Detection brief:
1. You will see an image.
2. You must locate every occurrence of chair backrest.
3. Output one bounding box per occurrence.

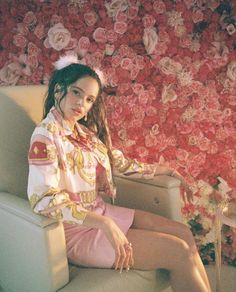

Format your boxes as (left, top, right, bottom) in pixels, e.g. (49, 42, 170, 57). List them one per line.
(0, 85, 47, 198)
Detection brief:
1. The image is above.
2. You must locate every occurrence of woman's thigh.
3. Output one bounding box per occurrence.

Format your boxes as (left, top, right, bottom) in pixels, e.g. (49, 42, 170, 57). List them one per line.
(131, 209, 196, 249)
(126, 228, 191, 270)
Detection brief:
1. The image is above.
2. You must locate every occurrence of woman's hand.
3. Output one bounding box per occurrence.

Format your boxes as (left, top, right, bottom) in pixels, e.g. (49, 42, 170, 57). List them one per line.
(171, 170, 194, 203)
(103, 217, 134, 272)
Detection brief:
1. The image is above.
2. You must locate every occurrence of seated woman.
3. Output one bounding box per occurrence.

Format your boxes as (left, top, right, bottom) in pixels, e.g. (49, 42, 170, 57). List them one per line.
(27, 55, 211, 292)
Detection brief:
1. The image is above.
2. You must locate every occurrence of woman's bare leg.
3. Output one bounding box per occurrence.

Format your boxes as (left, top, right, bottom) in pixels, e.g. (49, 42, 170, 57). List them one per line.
(131, 210, 211, 291)
(126, 228, 208, 292)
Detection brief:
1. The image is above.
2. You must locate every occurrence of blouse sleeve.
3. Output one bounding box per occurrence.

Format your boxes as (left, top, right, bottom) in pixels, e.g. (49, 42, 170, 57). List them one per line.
(27, 130, 88, 225)
(111, 148, 157, 179)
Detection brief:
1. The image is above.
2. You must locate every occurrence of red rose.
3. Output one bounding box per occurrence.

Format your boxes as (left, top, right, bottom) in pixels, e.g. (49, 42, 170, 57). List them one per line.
(142, 14, 156, 28)
(115, 11, 127, 22)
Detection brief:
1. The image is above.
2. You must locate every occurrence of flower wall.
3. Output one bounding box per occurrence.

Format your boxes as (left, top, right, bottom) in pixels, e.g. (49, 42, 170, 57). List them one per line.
(0, 0, 236, 265)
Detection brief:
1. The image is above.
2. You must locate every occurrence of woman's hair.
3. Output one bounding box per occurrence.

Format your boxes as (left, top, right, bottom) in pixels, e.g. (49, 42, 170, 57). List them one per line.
(43, 63, 113, 162)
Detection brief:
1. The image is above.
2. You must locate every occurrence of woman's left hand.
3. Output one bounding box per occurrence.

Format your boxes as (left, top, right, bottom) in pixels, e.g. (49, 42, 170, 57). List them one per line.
(171, 170, 194, 203)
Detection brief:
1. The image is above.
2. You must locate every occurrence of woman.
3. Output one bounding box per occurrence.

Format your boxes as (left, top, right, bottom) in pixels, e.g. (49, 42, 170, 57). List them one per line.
(27, 55, 211, 292)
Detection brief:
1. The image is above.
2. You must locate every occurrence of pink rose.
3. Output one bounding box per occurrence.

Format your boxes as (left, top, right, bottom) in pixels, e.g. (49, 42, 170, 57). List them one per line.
(34, 24, 45, 39)
(150, 123, 159, 135)
(115, 11, 127, 22)
(106, 29, 118, 43)
(135, 55, 145, 69)
(153, 1, 166, 14)
(105, 44, 115, 56)
(111, 55, 121, 67)
(27, 55, 38, 69)
(176, 148, 189, 161)
(207, 142, 218, 154)
(78, 36, 90, 56)
(145, 134, 158, 147)
(130, 66, 140, 80)
(13, 34, 27, 48)
(120, 57, 133, 70)
(192, 10, 204, 23)
(93, 27, 107, 43)
(17, 23, 29, 35)
(127, 6, 139, 19)
(138, 90, 149, 105)
(142, 14, 156, 28)
(27, 42, 41, 56)
(114, 21, 128, 34)
(132, 83, 144, 94)
(84, 11, 98, 26)
(23, 11, 37, 26)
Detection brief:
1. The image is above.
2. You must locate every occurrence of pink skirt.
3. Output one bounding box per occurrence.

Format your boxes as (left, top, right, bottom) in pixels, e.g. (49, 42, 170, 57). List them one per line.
(63, 197, 135, 268)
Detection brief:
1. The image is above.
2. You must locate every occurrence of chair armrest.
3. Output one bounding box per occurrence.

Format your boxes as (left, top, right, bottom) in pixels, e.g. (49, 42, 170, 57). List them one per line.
(113, 175, 182, 222)
(0, 192, 69, 292)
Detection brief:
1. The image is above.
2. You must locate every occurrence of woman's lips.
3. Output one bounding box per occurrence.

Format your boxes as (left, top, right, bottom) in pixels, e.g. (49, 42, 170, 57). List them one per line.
(72, 108, 83, 115)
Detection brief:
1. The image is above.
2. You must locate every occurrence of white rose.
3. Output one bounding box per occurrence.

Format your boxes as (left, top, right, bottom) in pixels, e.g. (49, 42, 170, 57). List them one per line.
(158, 57, 182, 75)
(44, 23, 71, 51)
(161, 84, 177, 103)
(226, 61, 236, 81)
(143, 27, 158, 55)
(177, 69, 193, 86)
(0, 62, 21, 85)
(105, 0, 128, 18)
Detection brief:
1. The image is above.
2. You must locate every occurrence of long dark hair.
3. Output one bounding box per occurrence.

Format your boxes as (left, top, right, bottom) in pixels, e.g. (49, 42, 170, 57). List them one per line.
(43, 63, 113, 162)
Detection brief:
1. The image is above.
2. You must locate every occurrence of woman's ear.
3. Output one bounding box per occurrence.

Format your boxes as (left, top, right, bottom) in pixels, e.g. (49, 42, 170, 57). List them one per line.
(54, 84, 62, 100)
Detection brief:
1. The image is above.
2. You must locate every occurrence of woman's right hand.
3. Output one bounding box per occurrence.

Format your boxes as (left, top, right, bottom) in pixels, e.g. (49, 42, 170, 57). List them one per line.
(83, 212, 134, 272)
(103, 217, 134, 272)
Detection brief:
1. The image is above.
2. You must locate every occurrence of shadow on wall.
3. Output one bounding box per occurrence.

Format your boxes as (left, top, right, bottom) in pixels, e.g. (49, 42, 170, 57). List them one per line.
(0, 92, 36, 199)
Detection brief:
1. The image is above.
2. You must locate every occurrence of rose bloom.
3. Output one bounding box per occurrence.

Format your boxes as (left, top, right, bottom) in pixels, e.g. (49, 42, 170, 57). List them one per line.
(176, 148, 189, 161)
(0, 62, 21, 85)
(13, 34, 27, 48)
(44, 23, 71, 51)
(84, 11, 97, 26)
(93, 27, 107, 43)
(226, 61, 236, 81)
(34, 24, 45, 39)
(158, 57, 182, 75)
(105, 0, 128, 18)
(145, 134, 158, 147)
(132, 82, 144, 94)
(174, 25, 187, 37)
(23, 11, 37, 26)
(114, 21, 128, 34)
(143, 27, 158, 55)
(106, 29, 118, 43)
(161, 84, 177, 104)
(127, 5, 139, 19)
(192, 9, 204, 24)
(153, 0, 166, 14)
(226, 24, 236, 36)
(142, 14, 156, 28)
(120, 57, 133, 70)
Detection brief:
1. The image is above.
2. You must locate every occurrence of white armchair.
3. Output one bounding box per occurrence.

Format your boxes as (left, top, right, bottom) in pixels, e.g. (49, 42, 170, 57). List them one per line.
(0, 86, 181, 292)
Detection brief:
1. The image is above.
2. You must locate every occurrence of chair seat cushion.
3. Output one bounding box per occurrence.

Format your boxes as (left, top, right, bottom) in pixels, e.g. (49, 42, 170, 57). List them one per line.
(58, 265, 171, 292)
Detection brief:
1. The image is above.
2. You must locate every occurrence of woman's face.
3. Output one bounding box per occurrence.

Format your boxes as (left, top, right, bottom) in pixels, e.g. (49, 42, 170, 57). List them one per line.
(56, 76, 99, 127)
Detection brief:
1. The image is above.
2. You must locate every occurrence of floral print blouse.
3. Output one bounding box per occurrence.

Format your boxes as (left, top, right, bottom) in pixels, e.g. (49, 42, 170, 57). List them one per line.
(27, 107, 156, 224)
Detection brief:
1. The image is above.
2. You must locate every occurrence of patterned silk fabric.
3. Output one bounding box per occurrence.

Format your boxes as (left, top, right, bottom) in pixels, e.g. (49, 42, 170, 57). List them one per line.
(27, 107, 156, 224)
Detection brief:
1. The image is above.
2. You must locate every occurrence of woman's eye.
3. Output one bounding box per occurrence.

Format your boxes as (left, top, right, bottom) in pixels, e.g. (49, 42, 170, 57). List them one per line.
(73, 90, 80, 96)
(87, 97, 94, 103)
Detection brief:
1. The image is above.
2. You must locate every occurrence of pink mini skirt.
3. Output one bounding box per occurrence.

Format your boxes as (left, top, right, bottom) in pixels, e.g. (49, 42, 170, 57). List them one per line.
(63, 197, 135, 268)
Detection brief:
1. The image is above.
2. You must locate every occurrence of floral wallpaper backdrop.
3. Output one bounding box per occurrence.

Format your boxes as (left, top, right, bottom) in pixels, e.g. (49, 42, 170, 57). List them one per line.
(0, 0, 236, 265)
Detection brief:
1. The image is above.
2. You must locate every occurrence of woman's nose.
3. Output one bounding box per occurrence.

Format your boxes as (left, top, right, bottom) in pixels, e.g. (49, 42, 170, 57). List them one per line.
(76, 97, 84, 106)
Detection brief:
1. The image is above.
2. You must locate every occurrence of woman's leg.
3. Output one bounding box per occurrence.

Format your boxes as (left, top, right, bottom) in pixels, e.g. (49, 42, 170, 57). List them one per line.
(126, 228, 208, 292)
(131, 210, 211, 292)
